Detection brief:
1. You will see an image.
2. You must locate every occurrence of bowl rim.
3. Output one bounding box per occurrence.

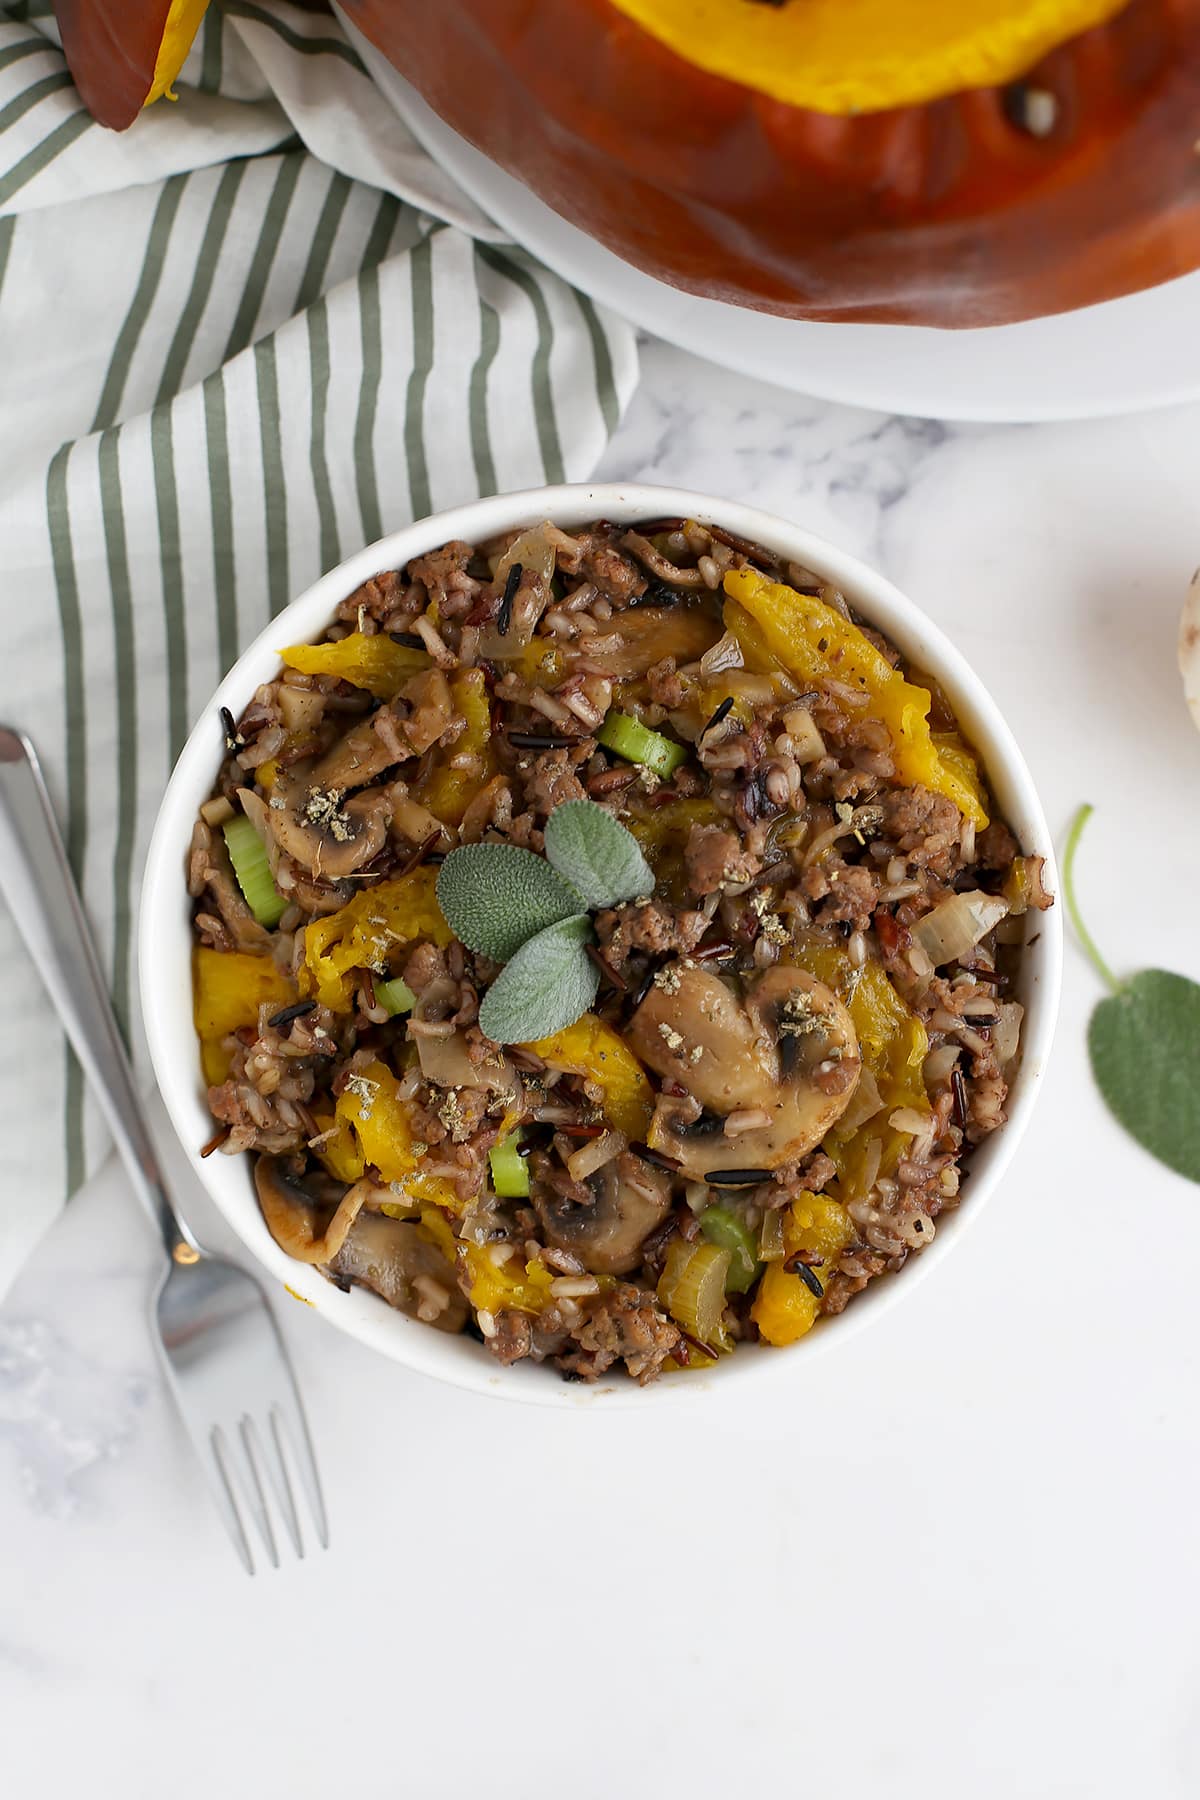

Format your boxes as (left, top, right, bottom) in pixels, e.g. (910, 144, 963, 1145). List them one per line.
(139, 481, 1063, 1409)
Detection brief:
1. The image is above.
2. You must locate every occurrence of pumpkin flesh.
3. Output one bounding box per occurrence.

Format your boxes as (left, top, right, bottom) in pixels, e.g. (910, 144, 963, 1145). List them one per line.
(609, 0, 1130, 114)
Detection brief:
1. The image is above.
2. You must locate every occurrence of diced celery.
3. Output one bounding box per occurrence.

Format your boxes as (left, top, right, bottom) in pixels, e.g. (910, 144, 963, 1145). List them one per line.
(222, 815, 286, 927)
(699, 1205, 761, 1294)
(489, 1132, 529, 1198)
(375, 975, 416, 1017)
(657, 1238, 731, 1344)
(597, 710, 687, 779)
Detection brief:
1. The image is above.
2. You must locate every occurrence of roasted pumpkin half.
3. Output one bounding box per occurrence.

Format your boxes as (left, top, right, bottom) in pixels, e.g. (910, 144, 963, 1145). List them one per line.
(52, 0, 1200, 327)
(338, 0, 1200, 327)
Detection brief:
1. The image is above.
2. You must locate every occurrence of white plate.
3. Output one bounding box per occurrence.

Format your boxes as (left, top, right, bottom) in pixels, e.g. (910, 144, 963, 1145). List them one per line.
(341, 11, 1200, 424)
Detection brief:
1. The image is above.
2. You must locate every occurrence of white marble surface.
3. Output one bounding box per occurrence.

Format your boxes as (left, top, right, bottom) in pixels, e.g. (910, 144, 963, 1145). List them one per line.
(6, 338, 1200, 1799)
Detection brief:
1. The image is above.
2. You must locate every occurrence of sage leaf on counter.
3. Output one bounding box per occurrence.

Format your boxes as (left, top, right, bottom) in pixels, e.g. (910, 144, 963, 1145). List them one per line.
(477, 915, 599, 1044)
(1066, 804, 1200, 1182)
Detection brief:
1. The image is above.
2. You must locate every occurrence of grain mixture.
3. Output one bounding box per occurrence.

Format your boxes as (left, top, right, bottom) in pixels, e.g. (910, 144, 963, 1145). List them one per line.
(189, 516, 1052, 1383)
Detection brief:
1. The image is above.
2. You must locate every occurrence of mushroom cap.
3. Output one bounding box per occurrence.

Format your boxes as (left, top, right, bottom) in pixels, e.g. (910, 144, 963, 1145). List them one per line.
(628, 962, 860, 1179)
(329, 1213, 468, 1332)
(532, 1149, 673, 1276)
(267, 772, 392, 879)
(254, 1158, 467, 1331)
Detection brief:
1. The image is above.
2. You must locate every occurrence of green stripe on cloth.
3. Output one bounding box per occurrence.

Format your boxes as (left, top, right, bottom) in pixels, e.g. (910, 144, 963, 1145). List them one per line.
(307, 294, 338, 573)
(295, 169, 353, 313)
(157, 161, 247, 405)
(254, 334, 289, 616)
(469, 249, 501, 498)
(403, 232, 436, 522)
(94, 175, 189, 431)
(96, 430, 139, 1040)
(478, 247, 565, 485)
(0, 68, 73, 133)
(577, 293, 620, 437)
(224, 0, 366, 70)
(0, 34, 55, 77)
(354, 191, 401, 545)
(152, 163, 249, 755)
(199, 8, 224, 94)
(223, 150, 303, 360)
(0, 214, 14, 304)
(202, 368, 238, 671)
(46, 442, 86, 1195)
(0, 106, 88, 208)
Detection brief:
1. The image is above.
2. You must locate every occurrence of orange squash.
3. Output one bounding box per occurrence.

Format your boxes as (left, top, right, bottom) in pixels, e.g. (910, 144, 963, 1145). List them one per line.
(339, 0, 1200, 326)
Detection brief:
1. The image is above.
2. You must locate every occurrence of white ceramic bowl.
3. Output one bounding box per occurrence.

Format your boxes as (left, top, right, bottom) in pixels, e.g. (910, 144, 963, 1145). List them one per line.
(140, 484, 1062, 1407)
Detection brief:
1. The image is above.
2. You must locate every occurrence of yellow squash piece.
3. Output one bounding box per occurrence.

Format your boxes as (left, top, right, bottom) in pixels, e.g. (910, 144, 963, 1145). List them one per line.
(462, 1242, 557, 1317)
(608, 0, 1127, 116)
(415, 667, 496, 826)
(790, 941, 930, 1201)
(723, 569, 988, 831)
(192, 947, 296, 1086)
(624, 795, 719, 901)
(279, 631, 429, 700)
(525, 1014, 654, 1140)
(335, 1058, 461, 1209)
(299, 867, 451, 1013)
(751, 1193, 854, 1346)
(309, 1107, 366, 1185)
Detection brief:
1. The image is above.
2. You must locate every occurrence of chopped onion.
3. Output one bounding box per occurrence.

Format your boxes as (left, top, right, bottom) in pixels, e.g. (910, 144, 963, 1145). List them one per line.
(479, 526, 556, 656)
(837, 1064, 883, 1134)
(758, 1208, 786, 1261)
(912, 892, 1010, 968)
(415, 1030, 483, 1089)
(991, 1001, 1024, 1068)
(698, 630, 744, 677)
(566, 1129, 625, 1183)
(923, 1043, 961, 1085)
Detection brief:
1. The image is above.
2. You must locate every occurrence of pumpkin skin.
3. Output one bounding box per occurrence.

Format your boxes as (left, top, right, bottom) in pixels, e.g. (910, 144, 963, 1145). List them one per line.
(53, 0, 210, 129)
(340, 0, 1200, 327)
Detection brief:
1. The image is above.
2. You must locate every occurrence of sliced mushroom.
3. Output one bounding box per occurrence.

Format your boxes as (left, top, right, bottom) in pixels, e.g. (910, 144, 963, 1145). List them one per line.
(532, 1150, 672, 1276)
(254, 1159, 468, 1331)
(309, 702, 410, 792)
(328, 1213, 467, 1331)
(578, 606, 721, 679)
(191, 819, 271, 952)
(628, 963, 860, 1179)
(267, 772, 392, 879)
(254, 1158, 372, 1264)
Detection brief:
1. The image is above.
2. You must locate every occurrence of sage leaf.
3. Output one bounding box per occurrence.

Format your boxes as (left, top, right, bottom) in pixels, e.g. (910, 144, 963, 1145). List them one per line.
(1066, 803, 1200, 1183)
(543, 798, 654, 908)
(477, 915, 599, 1043)
(1089, 972, 1200, 1182)
(436, 843, 583, 962)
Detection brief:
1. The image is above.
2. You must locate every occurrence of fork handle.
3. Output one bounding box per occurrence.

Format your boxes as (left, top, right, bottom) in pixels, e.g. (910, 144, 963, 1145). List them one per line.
(0, 728, 196, 1261)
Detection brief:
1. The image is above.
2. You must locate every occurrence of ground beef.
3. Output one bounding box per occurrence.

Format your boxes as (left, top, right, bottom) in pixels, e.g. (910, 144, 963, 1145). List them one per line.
(555, 1284, 681, 1384)
(879, 785, 963, 869)
(594, 899, 710, 966)
(977, 820, 1020, 870)
(520, 750, 589, 817)
(336, 568, 407, 624)
(799, 859, 879, 929)
(684, 823, 760, 896)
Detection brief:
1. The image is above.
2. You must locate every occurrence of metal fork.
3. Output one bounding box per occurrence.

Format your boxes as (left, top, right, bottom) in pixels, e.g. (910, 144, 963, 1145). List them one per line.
(0, 727, 328, 1573)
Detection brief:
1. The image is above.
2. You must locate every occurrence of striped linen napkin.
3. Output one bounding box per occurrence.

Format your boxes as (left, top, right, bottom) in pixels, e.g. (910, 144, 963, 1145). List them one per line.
(0, 0, 638, 1296)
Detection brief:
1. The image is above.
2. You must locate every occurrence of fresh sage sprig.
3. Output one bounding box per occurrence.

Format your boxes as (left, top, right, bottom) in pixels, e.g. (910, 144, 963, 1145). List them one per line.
(436, 799, 653, 1043)
(1065, 803, 1200, 1182)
